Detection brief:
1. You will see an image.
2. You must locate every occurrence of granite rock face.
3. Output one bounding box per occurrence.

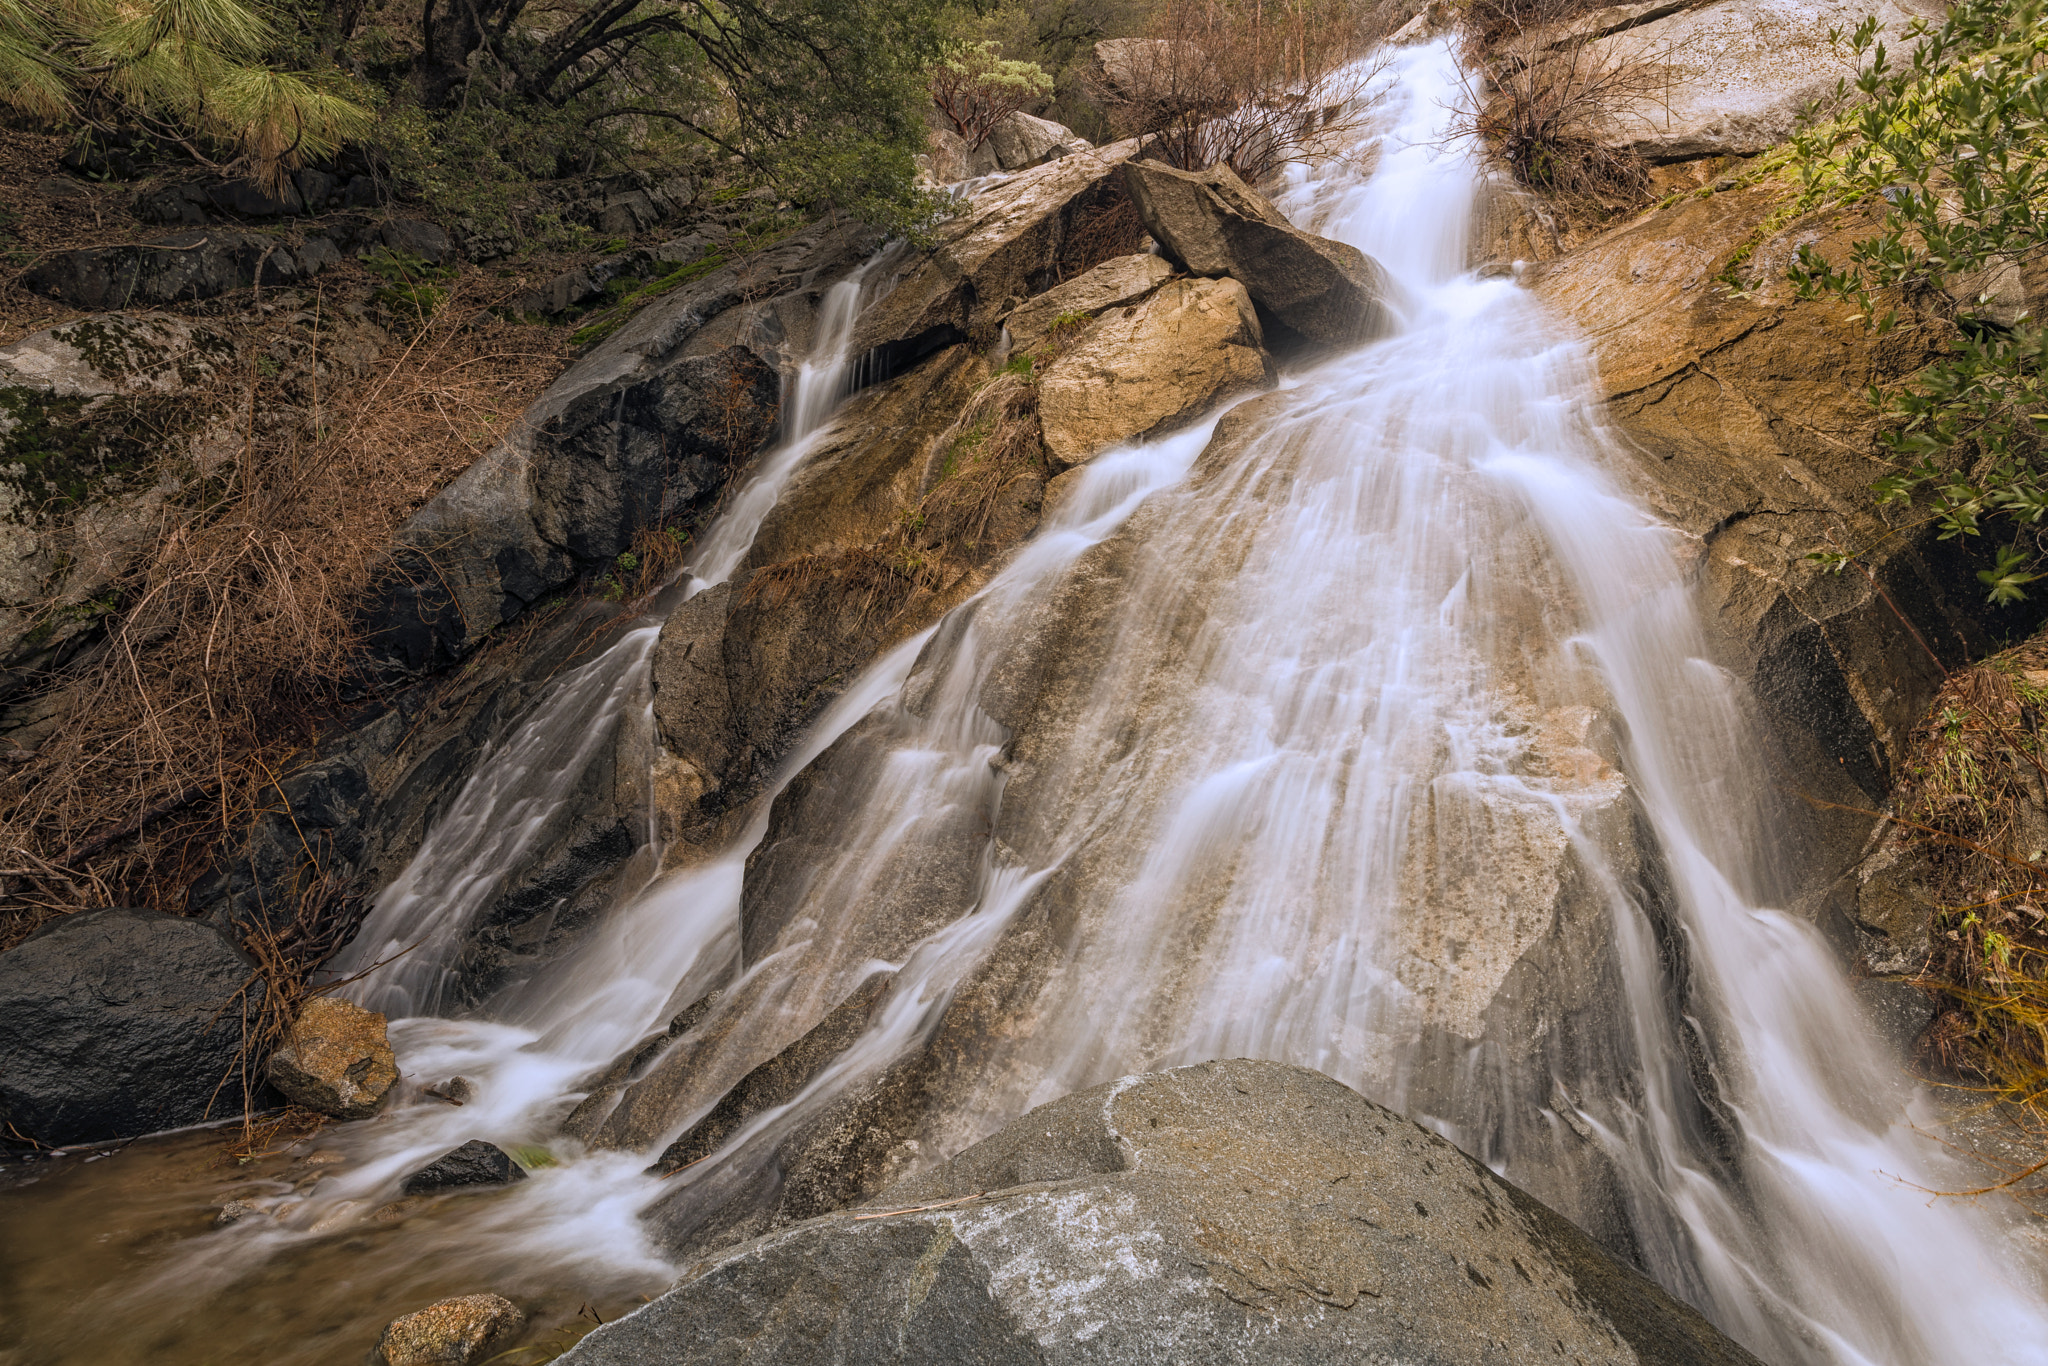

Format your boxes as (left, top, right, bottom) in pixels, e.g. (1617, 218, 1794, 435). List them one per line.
(0, 908, 262, 1145)
(1123, 158, 1393, 345)
(377, 1293, 527, 1366)
(266, 996, 398, 1120)
(1001, 252, 1175, 354)
(1037, 275, 1272, 463)
(561, 1060, 1763, 1366)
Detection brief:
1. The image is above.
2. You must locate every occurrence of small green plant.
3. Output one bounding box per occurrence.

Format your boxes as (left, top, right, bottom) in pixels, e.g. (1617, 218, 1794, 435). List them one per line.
(928, 40, 1053, 151)
(616, 551, 638, 572)
(509, 1144, 559, 1170)
(568, 252, 729, 348)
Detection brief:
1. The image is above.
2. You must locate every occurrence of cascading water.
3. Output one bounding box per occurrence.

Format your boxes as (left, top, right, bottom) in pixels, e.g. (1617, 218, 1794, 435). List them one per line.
(558, 40, 2044, 1365)
(331, 254, 886, 1018)
(40, 38, 2048, 1366)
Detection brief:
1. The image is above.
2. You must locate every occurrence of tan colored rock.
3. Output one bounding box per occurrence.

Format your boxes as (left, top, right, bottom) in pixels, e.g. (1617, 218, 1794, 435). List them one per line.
(850, 138, 1147, 367)
(1529, 182, 2007, 935)
(1038, 276, 1271, 464)
(1577, 0, 1944, 161)
(1003, 253, 1174, 353)
(1123, 159, 1393, 345)
(266, 995, 397, 1121)
(1468, 174, 1564, 271)
(377, 1293, 526, 1366)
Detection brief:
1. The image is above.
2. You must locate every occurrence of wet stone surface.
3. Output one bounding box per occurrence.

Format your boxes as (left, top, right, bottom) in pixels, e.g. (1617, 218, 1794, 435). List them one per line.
(400, 1140, 530, 1196)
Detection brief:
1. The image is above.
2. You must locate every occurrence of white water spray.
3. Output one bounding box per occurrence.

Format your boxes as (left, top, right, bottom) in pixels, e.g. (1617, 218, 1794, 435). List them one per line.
(222, 41, 2048, 1366)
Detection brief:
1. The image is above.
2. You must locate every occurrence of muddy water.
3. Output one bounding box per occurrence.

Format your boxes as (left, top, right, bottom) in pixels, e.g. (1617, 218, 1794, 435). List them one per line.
(0, 1129, 650, 1365)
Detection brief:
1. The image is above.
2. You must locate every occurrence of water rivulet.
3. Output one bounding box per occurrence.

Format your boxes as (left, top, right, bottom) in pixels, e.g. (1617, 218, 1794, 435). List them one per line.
(31, 40, 2048, 1366)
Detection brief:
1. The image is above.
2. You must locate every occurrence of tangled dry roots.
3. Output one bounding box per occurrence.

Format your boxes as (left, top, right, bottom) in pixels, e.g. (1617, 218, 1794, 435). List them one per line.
(1887, 648, 2048, 1144)
(0, 273, 568, 950)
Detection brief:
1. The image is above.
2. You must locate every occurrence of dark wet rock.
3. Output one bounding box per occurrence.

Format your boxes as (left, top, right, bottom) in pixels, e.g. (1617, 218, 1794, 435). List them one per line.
(0, 908, 263, 1145)
(645, 345, 993, 858)
(20, 229, 329, 310)
(380, 219, 455, 266)
(651, 974, 890, 1180)
(563, 1060, 1763, 1366)
(1123, 158, 1393, 346)
(400, 1139, 529, 1195)
(358, 220, 877, 679)
(266, 996, 398, 1120)
(377, 1292, 526, 1366)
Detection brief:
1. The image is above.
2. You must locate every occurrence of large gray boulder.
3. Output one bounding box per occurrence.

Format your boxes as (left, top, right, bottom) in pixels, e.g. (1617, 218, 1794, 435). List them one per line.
(1568, 0, 1945, 161)
(0, 908, 263, 1145)
(989, 113, 1085, 171)
(561, 1061, 1762, 1366)
(1123, 159, 1392, 346)
(849, 138, 1150, 372)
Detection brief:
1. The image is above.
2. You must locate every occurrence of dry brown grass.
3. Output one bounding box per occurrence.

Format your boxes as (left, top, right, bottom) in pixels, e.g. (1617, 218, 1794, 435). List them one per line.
(1884, 651, 2048, 1122)
(1095, 0, 1391, 185)
(1456, 0, 1663, 208)
(0, 267, 571, 950)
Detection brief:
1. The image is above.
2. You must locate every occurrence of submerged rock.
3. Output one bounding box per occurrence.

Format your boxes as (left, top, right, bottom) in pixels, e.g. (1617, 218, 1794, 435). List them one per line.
(562, 1060, 1762, 1366)
(1038, 275, 1272, 463)
(400, 1139, 530, 1195)
(265, 996, 398, 1120)
(376, 1293, 526, 1366)
(0, 907, 262, 1145)
(1123, 158, 1393, 345)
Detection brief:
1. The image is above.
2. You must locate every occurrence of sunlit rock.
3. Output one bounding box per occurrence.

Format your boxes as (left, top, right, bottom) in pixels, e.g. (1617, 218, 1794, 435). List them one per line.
(1001, 251, 1173, 355)
(266, 995, 397, 1121)
(1572, 0, 1945, 162)
(376, 1293, 526, 1366)
(1123, 158, 1393, 344)
(1038, 276, 1271, 464)
(989, 112, 1083, 171)
(848, 138, 1149, 371)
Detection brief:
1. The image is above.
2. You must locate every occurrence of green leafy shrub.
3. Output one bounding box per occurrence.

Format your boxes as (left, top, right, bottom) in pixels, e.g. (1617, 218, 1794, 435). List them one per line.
(1780, 0, 2048, 601)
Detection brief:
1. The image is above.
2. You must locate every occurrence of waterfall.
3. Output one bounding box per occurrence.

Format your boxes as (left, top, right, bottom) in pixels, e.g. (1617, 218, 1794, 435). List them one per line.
(225, 40, 2045, 1366)
(332, 254, 886, 1018)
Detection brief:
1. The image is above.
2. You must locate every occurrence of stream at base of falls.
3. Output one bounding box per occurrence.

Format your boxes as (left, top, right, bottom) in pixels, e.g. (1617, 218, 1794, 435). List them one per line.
(6, 39, 2047, 1366)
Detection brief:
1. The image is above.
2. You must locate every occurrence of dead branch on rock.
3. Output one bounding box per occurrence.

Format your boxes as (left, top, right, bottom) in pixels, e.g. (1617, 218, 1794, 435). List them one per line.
(1095, 0, 1393, 185)
(1454, 0, 1667, 207)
